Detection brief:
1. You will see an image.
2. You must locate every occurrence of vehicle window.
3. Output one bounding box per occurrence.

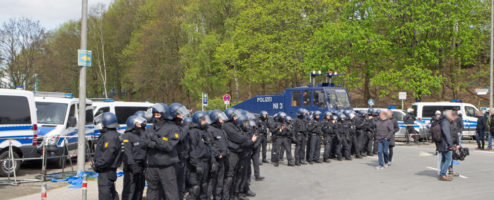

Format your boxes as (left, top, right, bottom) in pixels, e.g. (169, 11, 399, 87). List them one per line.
(412, 105, 417, 117)
(291, 91, 301, 106)
(392, 111, 404, 121)
(0, 96, 31, 124)
(36, 102, 67, 125)
(115, 107, 149, 124)
(422, 106, 460, 118)
(302, 91, 311, 106)
(465, 106, 477, 117)
(94, 107, 109, 117)
(325, 89, 351, 109)
(313, 90, 326, 108)
(86, 108, 94, 125)
(69, 105, 76, 117)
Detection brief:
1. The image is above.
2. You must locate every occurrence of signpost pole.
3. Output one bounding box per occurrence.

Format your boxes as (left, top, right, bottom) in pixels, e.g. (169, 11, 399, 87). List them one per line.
(76, 0, 88, 174)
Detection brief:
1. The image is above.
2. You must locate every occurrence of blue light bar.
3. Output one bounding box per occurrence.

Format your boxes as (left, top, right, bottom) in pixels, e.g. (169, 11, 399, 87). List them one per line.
(451, 100, 456, 103)
(64, 93, 74, 98)
(387, 106, 396, 109)
(104, 98, 115, 102)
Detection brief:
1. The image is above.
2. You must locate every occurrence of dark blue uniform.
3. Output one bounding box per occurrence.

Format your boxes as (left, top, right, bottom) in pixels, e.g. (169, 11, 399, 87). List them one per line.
(94, 128, 123, 200)
(121, 128, 147, 200)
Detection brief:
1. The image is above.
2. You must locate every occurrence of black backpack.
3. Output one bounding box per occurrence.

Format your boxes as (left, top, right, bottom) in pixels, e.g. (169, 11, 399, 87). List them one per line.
(430, 121, 442, 143)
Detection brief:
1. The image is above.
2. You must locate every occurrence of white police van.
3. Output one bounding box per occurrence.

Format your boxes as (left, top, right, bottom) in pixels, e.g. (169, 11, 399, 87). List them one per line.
(92, 99, 152, 134)
(0, 89, 38, 176)
(411, 101, 479, 137)
(35, 92, 95, 167)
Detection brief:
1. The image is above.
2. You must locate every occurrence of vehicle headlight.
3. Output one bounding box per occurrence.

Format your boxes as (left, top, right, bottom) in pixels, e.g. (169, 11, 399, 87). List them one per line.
(45, 136, 59, 146)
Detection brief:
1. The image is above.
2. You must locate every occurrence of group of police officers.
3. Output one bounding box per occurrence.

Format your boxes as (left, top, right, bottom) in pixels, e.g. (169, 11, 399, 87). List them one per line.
(92, 102, 395, 200)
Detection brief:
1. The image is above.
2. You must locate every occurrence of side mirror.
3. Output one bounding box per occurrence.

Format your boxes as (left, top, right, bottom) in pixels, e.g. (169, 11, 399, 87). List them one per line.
(68, 116, 77, 127)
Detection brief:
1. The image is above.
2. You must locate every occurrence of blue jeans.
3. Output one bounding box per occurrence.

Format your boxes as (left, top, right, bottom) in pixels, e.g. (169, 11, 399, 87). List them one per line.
(377, 140, 390, 167)
(489, 133, 492, 149)
(440, 151, 453, 177)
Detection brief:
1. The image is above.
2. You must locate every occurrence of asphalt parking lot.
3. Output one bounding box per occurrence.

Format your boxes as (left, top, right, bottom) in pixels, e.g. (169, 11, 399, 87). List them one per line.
(3, 143, 494, 200)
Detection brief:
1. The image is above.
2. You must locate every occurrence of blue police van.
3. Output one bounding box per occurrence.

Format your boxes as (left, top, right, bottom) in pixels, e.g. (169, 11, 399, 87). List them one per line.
(234, 72, 353, 116)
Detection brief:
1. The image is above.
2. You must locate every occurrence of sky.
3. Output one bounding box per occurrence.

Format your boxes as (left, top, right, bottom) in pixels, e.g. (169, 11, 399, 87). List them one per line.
(0, 0, 113, 31)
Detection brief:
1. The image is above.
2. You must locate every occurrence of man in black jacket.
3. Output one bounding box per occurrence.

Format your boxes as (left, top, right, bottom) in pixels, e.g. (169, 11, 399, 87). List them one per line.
(258, 111, 271, 163)
(122, 115, 147, 200)
(322, 112, 334, 163)
(386, 110, 399, 166)
(93, 112, 123, 200)
(223, 109, 257, 200)
(145, 103, 185, 200)
(272, 112, 295, 166)
(294, 108, 308, 165)
(307, 111, 323, 163)
(207, 111, 229, 200)
(476, 111, 487, 150)
(186, 111, 212, 200)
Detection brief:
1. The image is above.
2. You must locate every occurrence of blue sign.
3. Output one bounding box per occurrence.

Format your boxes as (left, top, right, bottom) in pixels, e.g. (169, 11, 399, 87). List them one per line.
(368, 99, 375, 106)
(78, 50, 92, 67)
(202, 93, 208, 106)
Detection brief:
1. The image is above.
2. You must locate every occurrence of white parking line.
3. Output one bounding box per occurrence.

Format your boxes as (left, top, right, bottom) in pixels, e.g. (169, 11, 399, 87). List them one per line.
(426, 166, 468, 179)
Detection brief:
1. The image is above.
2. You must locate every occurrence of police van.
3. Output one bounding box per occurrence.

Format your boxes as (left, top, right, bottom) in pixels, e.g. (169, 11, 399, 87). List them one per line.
(411, 101, 479, 137)
(0, 89, 38, 176)
(92, 99, 153, 134)
(35, 92, 95, 167)
(233, 72, 353, 117)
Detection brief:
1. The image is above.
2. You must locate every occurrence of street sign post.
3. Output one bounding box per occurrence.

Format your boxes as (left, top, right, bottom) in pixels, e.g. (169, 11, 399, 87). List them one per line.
(202, 93, 208, 111)
(223, 94, 231, 109)
(368, 99, 375, 108)
(77, 0, 89, 175)
(399, 92, 407, 110)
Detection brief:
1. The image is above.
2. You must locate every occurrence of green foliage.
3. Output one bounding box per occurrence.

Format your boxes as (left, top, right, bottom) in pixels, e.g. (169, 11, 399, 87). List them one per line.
(29, 0, 491, 108)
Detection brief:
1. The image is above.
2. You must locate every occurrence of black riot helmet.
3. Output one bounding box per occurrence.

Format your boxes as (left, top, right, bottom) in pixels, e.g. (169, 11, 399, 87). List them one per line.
(210, 110, 228, 124)
(324, 111, 332, 120)
(168, 103, 190, 120)
(225, 108, 238, 121)
(192, 111, 211, 128)
(260, 110, 268, 119)
(126, 115, 147, 131)
(314, 111, 322, 120)
(297, 108, 308, 118)
(102, 112, 119, 129)
(150, 103, 167, 119)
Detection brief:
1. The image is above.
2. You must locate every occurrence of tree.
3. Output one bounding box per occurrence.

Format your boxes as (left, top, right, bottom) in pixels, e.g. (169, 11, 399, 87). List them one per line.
(89, 3, 109, 98)
(0, 18, 45, 89)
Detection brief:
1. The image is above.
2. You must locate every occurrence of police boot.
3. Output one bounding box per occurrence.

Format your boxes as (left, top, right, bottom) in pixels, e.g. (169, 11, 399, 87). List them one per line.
(245, 190, 256, 197)
(288, 160, 295, 166)
(262, 159, 269, 163)
(273, 162, 279, 167)
(323, 159, 331, 163)
(295, 161, 301, 166)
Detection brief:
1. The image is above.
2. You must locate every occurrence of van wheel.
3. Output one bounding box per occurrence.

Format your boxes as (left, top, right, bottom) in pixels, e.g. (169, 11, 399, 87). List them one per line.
(0, 151, 21, 177)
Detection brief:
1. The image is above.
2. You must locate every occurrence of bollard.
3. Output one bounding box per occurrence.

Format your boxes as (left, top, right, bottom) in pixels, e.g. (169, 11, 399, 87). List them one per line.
(41, 140, 48, 200)
(82, 172, 87, 200)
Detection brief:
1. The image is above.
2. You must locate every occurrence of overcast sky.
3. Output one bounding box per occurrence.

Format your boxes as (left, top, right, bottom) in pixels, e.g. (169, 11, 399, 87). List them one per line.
(0, 0, 113, 31)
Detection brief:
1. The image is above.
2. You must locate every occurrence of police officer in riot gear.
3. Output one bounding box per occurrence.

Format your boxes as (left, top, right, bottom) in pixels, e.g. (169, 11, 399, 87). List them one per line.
(145, 103, 185, 200)
(335, 114, 352, 160)
(234, 112, 257, 199)
(348, 112, 361, 158)
(186, 111, 212, 200)
(272, 112, 295, 167)
(122, 115, 147, 200)
(322, 112, 334, 163)
(294, 108, 308, 165)
(207, 111, 229, 200)
(308, 111, 323, 163)
(93, 112, 123, 200)
(361, 108, 375, 156)
(404, 108, 418, 144)
(258, 111, 271, 163)
(223, 109, 257, 200)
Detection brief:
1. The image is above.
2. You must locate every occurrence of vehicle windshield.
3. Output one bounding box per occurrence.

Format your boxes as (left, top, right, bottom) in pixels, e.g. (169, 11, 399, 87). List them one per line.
(36, 102, 68, 125)
(325, 89, 351, 109)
